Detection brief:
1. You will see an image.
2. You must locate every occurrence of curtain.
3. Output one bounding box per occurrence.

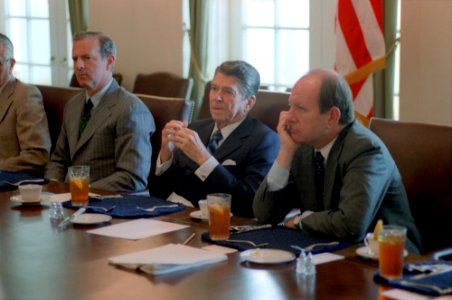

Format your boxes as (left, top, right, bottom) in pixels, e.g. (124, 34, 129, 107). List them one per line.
(188, 0, 212, 119)
(374, 0, 398, 119)
(68, 0, 89, 36)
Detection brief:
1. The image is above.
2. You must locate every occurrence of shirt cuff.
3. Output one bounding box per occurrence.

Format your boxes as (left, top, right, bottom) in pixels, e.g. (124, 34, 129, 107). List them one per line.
(195, 156, 219, 181)
(297, 210, 314, 229)
(155, 153, 173, 176)
(267, 161, 290, 191)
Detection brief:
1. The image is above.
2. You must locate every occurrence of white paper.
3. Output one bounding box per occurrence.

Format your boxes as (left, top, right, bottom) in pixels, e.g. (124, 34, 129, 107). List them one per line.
(87, 219, 189, 240)
(202, 244, 238, 254)
(109, 243, 227, 274)
(313, 253, 345, 265)
(381, 289, 429, 300)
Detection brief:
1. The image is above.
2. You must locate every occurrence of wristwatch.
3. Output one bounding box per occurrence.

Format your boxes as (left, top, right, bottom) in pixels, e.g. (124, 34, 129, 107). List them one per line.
(293, 214, 303, 229)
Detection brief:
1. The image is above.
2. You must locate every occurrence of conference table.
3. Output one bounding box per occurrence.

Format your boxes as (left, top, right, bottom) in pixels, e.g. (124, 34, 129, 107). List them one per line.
(0, 182, 430, 300)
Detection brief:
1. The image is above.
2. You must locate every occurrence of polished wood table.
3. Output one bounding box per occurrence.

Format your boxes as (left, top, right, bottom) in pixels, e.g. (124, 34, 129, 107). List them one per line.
(0, 182, 427, 300)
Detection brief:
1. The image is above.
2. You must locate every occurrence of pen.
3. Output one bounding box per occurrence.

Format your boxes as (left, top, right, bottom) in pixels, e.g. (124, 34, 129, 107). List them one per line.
(183, 233, 196, 245)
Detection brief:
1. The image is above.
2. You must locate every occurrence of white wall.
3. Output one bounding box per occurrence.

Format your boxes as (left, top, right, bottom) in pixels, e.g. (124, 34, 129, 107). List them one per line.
(400, 0, 452, 125)
(89, 0, 184, 91)
(89, 0, 452, 125)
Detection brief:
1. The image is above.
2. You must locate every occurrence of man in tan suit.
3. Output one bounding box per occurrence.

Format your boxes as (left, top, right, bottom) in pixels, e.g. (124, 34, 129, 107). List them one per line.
(0, 33, 51, 175)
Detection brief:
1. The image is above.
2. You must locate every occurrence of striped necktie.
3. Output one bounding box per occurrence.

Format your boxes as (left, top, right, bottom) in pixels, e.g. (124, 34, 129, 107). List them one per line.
(207, 130, 223, 154)
(79, 98, 93, 134)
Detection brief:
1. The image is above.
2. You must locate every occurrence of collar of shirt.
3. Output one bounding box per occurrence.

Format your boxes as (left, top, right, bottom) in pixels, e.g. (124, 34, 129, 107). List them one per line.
(84, 78, 113, 108)
(212, 118, 246, 147)
(315, 136, 337, 163)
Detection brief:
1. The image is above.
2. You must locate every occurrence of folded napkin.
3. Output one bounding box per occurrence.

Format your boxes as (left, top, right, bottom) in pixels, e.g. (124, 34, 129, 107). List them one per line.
(0, 171, 48, 189)
(201, 226, 350, 255)
(109, 243, 227, 275)
(63, 194, 185, 218)
(374, 261, 452, 296)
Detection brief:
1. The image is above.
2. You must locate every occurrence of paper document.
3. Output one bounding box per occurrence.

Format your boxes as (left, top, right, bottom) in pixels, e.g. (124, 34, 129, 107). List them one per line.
(87, 219, 189, 240)
(109, 243, 228, 275)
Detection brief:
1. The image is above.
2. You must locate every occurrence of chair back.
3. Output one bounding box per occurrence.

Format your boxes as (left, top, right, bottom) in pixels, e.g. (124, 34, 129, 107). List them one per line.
(36, 85, 81, 153)
(369, 117, 452, 252)
(136, 93, 194, 174)
(133, 72, 193, 99)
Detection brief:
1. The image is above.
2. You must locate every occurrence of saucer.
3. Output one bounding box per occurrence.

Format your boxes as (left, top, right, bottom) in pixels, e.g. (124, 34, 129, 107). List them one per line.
(240, 249, 296, 264)
(189, 210, 233, 220)
(356, 246, 408, 260)
(71, 213, 112, 225)
(189, 210, 208, 220)
(10, 195, 43, 205)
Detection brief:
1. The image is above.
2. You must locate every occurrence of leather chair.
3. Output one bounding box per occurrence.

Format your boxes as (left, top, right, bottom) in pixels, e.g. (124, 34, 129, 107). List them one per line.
(369, 117, 452, 253)
(198, 82, 289, 131)
(133, 72, 193, 99)
(135, 93, 194, 174)
(36, 85, 81, 153)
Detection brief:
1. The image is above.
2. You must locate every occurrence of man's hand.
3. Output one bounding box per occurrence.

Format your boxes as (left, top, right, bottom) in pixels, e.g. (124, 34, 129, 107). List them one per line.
(276, 111, 299, 168)
(159, 120, 187, 163)
(170, 127, 211, 165)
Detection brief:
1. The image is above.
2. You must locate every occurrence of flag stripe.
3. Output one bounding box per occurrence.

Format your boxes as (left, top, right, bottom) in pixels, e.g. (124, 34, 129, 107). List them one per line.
(337, 0, 372, 69)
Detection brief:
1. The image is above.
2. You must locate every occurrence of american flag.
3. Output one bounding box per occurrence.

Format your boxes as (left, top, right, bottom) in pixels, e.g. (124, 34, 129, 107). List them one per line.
(335, 0, 386, 126)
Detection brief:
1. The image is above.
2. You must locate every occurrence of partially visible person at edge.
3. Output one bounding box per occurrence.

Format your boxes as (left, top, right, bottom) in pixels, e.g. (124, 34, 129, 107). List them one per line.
(253, 69, 422, 254)
(0, 33, 51, 175)
(149, 60, 280, 217)
(45, 31, 154, 192)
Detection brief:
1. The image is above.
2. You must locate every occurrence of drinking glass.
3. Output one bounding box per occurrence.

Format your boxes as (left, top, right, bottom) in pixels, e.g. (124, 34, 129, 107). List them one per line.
(207, 193, 231, 240)
(68, 165, 90, 206)
(377, 225, 407, 279)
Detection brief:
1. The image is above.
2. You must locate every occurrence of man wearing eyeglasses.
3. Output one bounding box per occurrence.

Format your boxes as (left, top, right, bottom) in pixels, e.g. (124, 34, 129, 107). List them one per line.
(0, 33, 51, 175)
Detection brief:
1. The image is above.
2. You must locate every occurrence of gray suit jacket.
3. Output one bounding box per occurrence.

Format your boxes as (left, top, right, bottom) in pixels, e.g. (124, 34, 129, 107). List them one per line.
(253, 121, 422, 254)
(0, 78, 51, 175)
(45, 80, 155, 192)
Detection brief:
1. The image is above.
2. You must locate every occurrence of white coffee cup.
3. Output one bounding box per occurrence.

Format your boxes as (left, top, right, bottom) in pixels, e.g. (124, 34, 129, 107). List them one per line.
(364, 232, 379, 256)
(198, 199, 208, 219)
(19, 184, 42, 202)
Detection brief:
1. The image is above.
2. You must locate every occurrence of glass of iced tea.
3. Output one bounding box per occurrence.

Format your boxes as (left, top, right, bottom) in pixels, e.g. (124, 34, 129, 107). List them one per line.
(68, 165, 90, 206)
(377, 225, 407, 280)
(207, 193, 231, 240)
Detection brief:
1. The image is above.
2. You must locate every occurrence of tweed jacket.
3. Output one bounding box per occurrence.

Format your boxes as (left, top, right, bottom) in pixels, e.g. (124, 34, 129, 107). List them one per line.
(45, 80, 155, 192)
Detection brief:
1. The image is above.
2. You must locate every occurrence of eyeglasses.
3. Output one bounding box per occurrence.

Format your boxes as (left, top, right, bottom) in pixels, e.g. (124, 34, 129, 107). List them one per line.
(0, 58, 11, 67)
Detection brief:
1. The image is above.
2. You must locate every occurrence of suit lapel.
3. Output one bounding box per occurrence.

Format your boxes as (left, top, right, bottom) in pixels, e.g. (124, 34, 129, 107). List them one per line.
(214, 117, 253, 161)
(0, 79, 16, 123)
(73, 81, 120, 156)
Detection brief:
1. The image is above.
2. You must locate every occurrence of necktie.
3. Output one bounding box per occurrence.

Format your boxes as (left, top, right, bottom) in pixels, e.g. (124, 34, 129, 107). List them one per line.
(79, 99, 93, 134)
(314, 151, 325, 209)
(207, 130, 223, 154)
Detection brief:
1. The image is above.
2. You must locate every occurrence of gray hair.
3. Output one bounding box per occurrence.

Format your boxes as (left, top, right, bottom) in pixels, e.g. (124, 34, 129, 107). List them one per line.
(73, 31, 117, 59)
(0, 33, 14, 60)
(214, 60, 260, 100)
(316, 70, 355, 125)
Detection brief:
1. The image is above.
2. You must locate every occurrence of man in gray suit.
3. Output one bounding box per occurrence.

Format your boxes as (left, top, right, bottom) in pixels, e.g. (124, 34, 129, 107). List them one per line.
(149, 61, 279, 217)
(253, 69, 422, 254)
(0, 33, 51, 175)
(46, 32, 154, 192)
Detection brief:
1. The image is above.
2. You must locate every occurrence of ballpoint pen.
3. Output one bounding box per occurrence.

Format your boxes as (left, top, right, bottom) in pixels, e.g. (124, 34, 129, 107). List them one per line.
(58, 207, 86, 228)
(183, 233, 196, 245)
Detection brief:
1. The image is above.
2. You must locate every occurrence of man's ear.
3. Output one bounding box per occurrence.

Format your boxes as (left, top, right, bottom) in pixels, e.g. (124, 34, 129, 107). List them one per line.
(327, 106, 341, 127)
(245, 95, 256, 113)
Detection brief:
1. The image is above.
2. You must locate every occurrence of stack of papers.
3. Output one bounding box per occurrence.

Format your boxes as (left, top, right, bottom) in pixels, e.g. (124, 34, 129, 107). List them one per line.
(109, 243, 228, 275)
